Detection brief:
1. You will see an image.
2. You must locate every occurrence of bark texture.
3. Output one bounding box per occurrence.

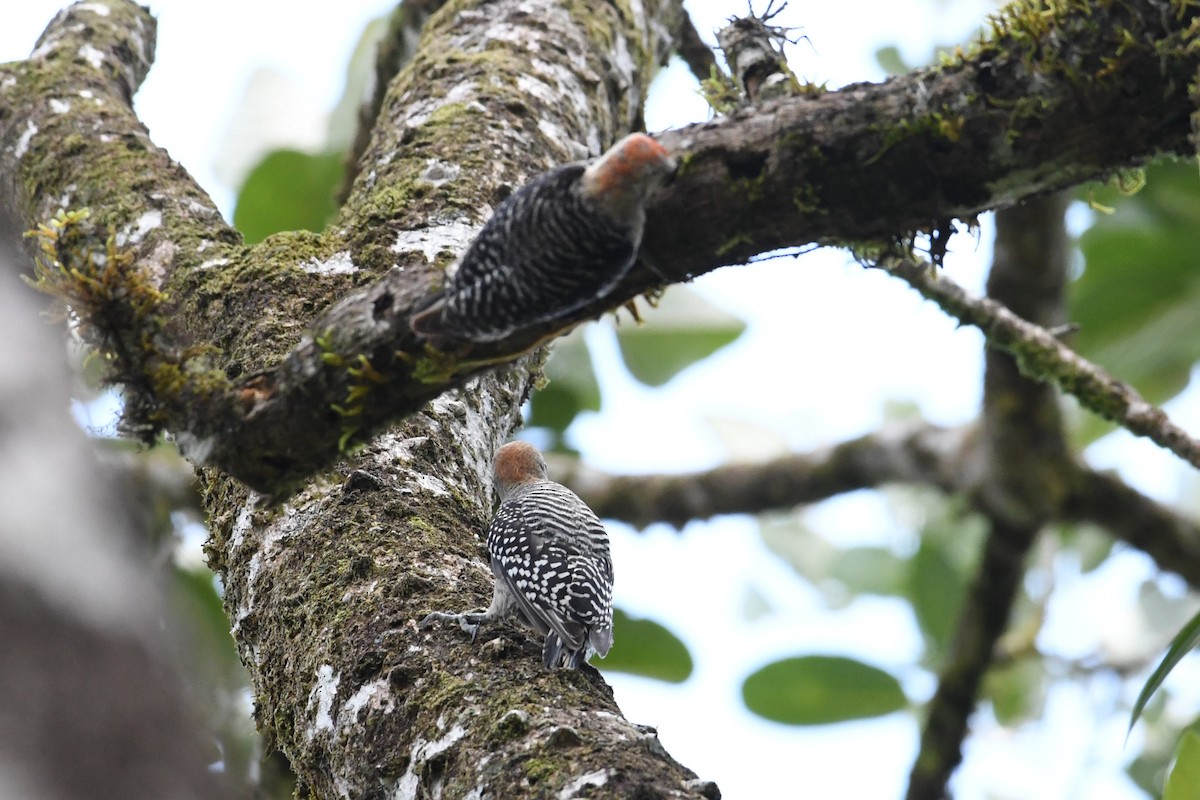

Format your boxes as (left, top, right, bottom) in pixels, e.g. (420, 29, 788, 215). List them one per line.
(3, 0, 1197, 496)
(6, 1, 716, 797)
(4, 0, 1200, 797)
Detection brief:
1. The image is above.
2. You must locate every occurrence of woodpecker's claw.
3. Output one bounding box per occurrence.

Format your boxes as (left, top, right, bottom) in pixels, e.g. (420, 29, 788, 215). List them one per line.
(418, 610, 486, 641)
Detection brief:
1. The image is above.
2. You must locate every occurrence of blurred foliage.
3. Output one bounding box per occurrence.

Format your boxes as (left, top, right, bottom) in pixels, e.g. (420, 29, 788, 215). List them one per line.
(905, 496, 985, 658)
(1164, 729, 1200, 800)
(615, 287, 746, 387)
(229, 16, 386, 242)
(1070, 160, 1200, 441)
(528, 285, 745, 449)
(983, 658, 1046, 727)
(600, 608, 694, 683)
(528, 330, 600, 446)
(233, 150, 344, 244)
(742, 655, 907, 725)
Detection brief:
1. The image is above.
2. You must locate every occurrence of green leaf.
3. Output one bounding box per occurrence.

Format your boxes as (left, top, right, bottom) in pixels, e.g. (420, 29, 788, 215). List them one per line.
(829, 546, 907, 597)
(742, 655, 907, 725)
(908, 537, 967, 655)
(527, 330, 600, 435)
(1072, 159, 1200, 438)
(984, 658, 1046, 726)
(1164, 730, 1200, 800)
(1129, 607, 1200, 734)
(758, 515, 837, 582)
(1055, 522, 1114, 574)
(616, 286, 745, 387)
(598, 608, 693, 683)
(233, 149, 344, 243)
(874, 45, 910, 76)
(169, 565, 245, 682)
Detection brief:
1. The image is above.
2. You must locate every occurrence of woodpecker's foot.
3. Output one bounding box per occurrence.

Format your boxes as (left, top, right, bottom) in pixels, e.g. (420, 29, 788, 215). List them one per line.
(418, 610, 487, 641)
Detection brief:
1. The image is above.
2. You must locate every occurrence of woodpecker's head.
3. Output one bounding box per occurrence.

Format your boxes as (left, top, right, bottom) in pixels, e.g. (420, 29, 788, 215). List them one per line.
(493, 441, 548, 501)
(580, 133, 676, 225)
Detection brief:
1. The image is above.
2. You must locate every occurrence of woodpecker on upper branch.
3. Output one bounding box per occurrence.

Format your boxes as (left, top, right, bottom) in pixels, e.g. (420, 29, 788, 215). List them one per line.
(410, 133, 677, 343)
(419, 441, 614, 669)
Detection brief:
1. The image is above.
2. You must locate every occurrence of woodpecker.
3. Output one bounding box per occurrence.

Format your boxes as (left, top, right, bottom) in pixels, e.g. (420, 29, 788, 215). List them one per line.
(420, 441, 614, 669)
(410, 133, 676, 342)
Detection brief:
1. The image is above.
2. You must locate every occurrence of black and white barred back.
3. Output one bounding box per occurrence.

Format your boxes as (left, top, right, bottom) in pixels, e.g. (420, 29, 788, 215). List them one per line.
(417, 165, 635, 342)
(410, 133, 675, 343)
(486, 479, 614, 669)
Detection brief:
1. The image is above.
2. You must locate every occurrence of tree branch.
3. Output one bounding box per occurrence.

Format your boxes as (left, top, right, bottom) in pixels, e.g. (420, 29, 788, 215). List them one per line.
(185, 0, 715, 796)
(907, 194, 1072, 800)
(874, 257, 1200, 473)
(550, 421, 968, 528)
(1064, 467, 1200, 588)
(5, 0, 1198, 497)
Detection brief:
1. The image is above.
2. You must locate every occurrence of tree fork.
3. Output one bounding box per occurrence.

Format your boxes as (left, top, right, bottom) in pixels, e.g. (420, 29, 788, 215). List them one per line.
(4, 0, 1199, 495)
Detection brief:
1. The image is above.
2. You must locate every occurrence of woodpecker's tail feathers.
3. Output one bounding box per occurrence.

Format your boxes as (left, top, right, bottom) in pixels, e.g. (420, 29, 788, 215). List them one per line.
(589, 625, 613, 660)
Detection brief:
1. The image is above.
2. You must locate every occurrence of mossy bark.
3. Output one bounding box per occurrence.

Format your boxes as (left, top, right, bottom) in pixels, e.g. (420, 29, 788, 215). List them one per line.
(2, 0, 711, 797)
(5, 0, 1198, 495)
(4, 0, 1200, 794)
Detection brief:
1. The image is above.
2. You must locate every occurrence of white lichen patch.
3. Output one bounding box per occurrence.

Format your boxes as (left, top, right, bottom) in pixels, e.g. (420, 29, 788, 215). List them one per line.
(340, 677, 394, 727)
(228, 496, 257, 551)
(75, 2, 111, 15)
(536, 118, 578, 159)
(392, 724, 468, 800)
(407, 472, 450, 498)
(49, 98, 71, 114)
(232, 500, 312, 626)
(57, 183, 77, 207)
(306, 664, 341, 740)
(77, 43, 105, 70)
(14, 120, 37, 159)
(116, 209, 163, 245)
(391, 221, 480, 263)
(199, 257, 231, 270)
(418, 159, 461, 187)
(370, 431, 429, 464)
(301, 250, 358, 275)
(558, 770, 610, 799)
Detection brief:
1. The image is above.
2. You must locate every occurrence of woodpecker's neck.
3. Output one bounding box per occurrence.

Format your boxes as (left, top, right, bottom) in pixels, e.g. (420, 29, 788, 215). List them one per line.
(496, 478, 547, 504)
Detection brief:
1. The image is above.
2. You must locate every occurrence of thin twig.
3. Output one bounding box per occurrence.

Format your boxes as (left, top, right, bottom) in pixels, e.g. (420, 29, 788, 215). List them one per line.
(874, 257, 1200, 472)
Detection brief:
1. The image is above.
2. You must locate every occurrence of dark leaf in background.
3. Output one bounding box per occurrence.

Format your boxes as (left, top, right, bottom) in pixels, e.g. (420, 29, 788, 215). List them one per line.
(599, 608, 693, 683)
(617, 286, 745, 387)
(984, 657, 1046, 727)
(527, 331, 600, 438)
(908, 537, 965, 655)
(1072, 160, 1200, 442)
(742, 655, 907, 725)
(233, 149, 344, 244)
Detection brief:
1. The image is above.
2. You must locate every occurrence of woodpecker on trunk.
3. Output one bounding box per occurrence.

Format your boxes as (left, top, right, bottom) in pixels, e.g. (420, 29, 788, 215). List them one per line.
(419, 441, 614, 669)
(410, 133, 676, 343)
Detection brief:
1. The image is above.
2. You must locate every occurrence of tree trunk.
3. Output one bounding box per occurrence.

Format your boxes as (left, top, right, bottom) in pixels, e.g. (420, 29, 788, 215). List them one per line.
(195, 0, 715, 795)
(4, 0, 1200, 796)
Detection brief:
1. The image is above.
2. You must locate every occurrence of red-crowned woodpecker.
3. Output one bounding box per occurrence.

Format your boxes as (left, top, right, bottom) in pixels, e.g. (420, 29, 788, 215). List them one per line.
(410, 133, 676, 342)
(420, 441, 614, 669)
